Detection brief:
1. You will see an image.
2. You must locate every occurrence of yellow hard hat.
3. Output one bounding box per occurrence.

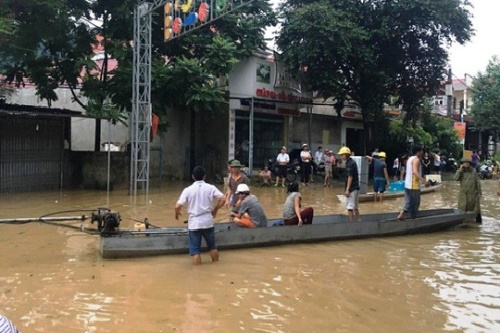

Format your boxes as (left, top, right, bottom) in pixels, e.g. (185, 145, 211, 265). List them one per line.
(338, 146, 351, 155)
(378, 152, 387, 158)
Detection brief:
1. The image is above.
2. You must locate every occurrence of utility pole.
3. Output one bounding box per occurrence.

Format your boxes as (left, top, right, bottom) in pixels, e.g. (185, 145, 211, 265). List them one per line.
(446, 68, 453, 118)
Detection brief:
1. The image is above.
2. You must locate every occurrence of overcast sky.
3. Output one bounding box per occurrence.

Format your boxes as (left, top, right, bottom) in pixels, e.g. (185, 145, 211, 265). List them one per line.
(448, 0, 500, 79)
(267, 0, 500, 80)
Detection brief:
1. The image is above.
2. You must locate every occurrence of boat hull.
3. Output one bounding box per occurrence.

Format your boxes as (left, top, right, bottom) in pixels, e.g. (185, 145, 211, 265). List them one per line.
(337, 183, 443, 203)
(99, 208, 474, 258)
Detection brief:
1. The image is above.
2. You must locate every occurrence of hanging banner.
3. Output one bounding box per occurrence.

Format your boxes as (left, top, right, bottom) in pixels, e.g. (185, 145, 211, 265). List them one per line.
(164, 0, 253, 40)
(454, 122, 466, 144)
(152, 113, 160, 138)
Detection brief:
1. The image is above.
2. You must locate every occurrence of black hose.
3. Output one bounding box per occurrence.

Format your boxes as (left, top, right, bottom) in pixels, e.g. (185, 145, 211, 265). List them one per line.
(39, 220, 100, 235)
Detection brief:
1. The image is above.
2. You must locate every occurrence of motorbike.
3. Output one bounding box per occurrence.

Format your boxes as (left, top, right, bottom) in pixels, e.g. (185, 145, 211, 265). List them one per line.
(268, 159, 300, 183)
(312, 160, 326, 179)
(442, 156, 458, 173)
(477, 162, 494, 179)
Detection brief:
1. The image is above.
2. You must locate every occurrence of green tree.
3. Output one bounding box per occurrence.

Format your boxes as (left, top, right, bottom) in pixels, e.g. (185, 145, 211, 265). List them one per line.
(471, 56, 500, 143)
(420, 102, 462, 158)
(384, 99, 461, 160)
(0, 0, 93, 106)
(277, 0, 473, 153)
(0, 0, 275, 152)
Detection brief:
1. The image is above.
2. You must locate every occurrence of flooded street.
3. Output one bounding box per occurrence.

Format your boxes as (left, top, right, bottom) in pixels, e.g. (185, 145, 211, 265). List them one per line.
(0, 178, 499, 332)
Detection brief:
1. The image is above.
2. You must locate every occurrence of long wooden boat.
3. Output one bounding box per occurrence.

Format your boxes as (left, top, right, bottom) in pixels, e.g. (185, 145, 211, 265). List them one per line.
(99, 208, 473, 258)
(337, 183, 443, 203)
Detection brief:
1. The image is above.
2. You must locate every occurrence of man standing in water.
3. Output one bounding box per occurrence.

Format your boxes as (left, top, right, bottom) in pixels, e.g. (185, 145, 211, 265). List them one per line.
(225, 160, 249, 213)
(339, 146, 360, 221)
(175, 166, 225, 265)
(454, 158, 482, 223)
(365, 151, 391, 202)
(397, 145, 429, 220)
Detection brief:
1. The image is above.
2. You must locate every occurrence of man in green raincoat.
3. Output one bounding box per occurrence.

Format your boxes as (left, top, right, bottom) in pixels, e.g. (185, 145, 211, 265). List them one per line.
(454, 158, 482, 223)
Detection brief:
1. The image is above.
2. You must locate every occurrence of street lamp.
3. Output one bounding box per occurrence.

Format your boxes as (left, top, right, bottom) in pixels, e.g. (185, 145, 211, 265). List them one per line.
(446, 68, 453, 118)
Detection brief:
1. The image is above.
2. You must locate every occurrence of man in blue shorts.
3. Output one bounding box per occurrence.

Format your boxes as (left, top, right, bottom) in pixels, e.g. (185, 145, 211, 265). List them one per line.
(365, 152, 391, 202)
(175, 166, 225, 265)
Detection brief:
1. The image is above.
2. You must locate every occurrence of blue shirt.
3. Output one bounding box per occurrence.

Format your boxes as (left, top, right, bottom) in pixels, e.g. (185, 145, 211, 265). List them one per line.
(373, 159, 387, 178)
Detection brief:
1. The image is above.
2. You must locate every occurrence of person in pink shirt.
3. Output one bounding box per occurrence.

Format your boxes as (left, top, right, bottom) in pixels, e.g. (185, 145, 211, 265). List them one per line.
(323, 149, 335, 187)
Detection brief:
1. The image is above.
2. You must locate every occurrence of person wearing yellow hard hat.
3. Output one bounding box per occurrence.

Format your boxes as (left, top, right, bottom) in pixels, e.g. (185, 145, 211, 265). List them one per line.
(338, 146, 360, 221)
(365, 151, 391, 202)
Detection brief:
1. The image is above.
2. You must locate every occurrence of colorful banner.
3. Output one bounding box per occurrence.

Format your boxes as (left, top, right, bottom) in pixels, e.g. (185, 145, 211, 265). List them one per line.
(454, 122, 466, 144)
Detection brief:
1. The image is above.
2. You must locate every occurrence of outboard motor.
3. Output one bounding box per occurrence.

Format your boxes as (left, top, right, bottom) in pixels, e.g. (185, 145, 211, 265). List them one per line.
(91, 208, 121, 234)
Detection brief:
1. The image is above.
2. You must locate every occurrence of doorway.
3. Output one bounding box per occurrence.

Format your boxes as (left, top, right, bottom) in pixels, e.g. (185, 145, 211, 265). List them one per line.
(345, 128, 365, 156)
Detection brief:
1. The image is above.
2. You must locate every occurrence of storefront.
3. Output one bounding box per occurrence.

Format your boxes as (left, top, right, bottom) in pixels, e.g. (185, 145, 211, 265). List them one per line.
(228, 52, 311, 172)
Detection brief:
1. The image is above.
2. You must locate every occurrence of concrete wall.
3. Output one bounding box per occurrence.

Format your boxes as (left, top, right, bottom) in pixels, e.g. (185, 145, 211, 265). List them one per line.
(150, 107, 229, 182)
(68, 151, 129, 190)
(291, 114, 342, 152)
(196, 108, 229, 183)
(154, 108, 191, 180)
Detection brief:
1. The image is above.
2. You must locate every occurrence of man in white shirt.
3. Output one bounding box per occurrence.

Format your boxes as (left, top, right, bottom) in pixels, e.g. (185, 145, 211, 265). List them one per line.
(275, 146, 289, 187)
(0, 315, 20, 333)
(314, 146, 324, 164)
(175, 166, 225, 265)
(300, 144, 313, 186)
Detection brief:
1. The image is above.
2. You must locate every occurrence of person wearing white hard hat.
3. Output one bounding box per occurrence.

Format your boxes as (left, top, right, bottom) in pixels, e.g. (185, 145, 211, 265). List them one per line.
(365, 151, 391, 202)
(323, 149, 335, 187)
(300, 144, 313, 186)
(230, 184, 268, 228)
(338, 146, 360, 221)
(275, 146, 289, 187)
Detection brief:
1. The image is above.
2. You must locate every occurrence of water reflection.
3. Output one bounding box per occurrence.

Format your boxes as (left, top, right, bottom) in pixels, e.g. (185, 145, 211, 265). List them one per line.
(423, 216, 500, 332)
(0, 179, 499, 332)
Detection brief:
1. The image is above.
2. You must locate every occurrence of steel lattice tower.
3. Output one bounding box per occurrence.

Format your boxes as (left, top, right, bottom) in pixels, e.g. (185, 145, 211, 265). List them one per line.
(130, 0, 252, 196)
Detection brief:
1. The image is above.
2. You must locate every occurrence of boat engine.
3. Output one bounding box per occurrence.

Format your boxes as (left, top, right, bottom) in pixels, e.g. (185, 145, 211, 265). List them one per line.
(91, 208, 121, 234)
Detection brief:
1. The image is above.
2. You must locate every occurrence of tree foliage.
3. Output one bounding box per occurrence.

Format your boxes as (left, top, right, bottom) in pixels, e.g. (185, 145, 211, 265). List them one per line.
(470, 56, 500, 141)
(1, 0, 93, 106)
(276, 0, 473, 152)
(0, 0, 275, 123)
(385, 99, 462, 159)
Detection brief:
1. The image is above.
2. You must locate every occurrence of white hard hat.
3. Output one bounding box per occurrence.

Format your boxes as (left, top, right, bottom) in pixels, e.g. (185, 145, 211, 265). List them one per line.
(235, 184, 250, 194)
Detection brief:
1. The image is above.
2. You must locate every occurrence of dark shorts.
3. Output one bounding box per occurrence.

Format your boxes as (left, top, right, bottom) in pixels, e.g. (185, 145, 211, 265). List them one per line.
(188, 227, 217, 255)
(278, 165, 287, 177)
(373, 177, 387, 193)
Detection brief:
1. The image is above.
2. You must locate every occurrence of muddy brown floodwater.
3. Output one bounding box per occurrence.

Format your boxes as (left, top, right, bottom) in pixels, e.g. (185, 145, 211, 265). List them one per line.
(0, 178, 499, 332)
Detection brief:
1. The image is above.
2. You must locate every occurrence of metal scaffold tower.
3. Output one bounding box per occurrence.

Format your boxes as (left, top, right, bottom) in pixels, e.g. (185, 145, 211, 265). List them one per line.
(130, 0, 253, 196)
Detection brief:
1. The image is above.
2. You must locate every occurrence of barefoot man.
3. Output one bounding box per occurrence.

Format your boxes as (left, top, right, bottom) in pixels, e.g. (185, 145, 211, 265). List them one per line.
(397, 145, 429, 220)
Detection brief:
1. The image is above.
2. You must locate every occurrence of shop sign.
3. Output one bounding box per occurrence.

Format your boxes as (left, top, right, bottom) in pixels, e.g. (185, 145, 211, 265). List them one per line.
(255, 88, 311, 104)
(341, 109, 363, 120)
(277, 108, 300, 117)
(274, 52, 301, 93)
(454, 122, 466, 144)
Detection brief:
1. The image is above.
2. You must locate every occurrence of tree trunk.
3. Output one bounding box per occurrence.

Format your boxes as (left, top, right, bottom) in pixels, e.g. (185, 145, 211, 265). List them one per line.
(190, 108, 196, 171)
